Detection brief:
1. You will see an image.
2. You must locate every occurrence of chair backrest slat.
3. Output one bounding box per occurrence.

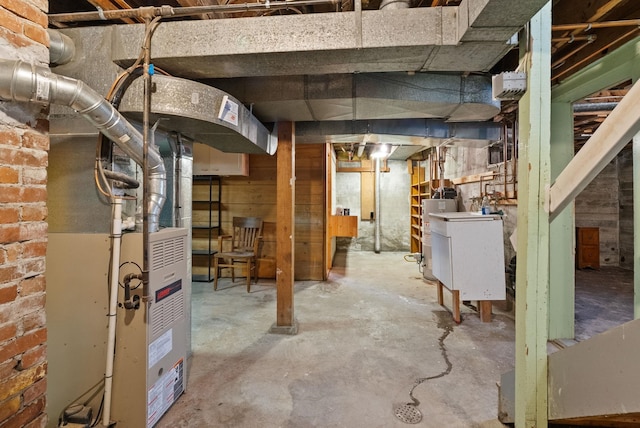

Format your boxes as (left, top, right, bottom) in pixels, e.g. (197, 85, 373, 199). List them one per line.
(232, 216, 263, 252)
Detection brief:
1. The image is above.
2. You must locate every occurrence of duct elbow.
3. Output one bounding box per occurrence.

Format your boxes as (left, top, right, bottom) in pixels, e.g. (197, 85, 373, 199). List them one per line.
(48, 30, 76, 66)
(148, 168, 167, 233)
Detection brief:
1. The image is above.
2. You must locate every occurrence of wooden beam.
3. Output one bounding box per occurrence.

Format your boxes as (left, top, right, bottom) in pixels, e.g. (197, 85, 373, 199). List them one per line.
(274, 122, 296, 331)
(549, 78, 640, 219)
(514, 4, 551, 426)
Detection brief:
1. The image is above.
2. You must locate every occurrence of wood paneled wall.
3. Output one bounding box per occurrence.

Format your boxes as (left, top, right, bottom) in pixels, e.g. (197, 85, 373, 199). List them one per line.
(220, 144, 326, 280)
(618, 148, 633, 270)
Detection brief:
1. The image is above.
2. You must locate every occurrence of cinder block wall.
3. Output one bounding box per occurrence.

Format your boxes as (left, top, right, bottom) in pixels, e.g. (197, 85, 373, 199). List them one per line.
(0, 1, 50, 427)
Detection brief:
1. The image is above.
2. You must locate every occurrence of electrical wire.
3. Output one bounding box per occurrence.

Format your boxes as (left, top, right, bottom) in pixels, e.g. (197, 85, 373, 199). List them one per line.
(58, 378, 105, 426)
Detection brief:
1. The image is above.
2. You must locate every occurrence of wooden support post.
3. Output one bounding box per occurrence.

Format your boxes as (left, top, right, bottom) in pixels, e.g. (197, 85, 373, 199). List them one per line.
(436, 281, 444, 305)
(478, 301, 492, 323)
(272, 122, 297, 334)
(451, 290, 460, 324)
(549, 101, 575, 339)
(515, 4, 551, 426)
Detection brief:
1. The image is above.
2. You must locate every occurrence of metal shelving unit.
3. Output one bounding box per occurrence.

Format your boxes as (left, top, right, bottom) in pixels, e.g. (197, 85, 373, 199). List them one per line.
(192, 175, 221, 282)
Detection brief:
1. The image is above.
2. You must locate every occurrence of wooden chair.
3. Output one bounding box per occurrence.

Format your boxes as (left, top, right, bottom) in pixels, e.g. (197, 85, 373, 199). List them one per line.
(213, 217, 263, 292)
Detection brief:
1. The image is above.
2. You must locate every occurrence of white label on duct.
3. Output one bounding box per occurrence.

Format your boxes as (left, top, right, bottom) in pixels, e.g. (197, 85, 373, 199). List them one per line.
(191, 92, 199, 105)
(36, 78, 49, 102)
(218, 95, 239, 127)
(148, 328, 172, 369)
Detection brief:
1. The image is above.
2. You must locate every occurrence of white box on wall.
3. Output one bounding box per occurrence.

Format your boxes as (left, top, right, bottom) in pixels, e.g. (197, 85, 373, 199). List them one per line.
(193, 143, 249, 176)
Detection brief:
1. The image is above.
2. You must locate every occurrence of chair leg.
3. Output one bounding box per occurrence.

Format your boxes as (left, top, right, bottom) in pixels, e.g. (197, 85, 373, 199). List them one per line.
(231, 258, 235, 283)
(213, 257, 219, 291)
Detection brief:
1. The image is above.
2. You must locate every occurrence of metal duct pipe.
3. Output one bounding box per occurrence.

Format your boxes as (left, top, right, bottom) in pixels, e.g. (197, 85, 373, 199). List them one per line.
(0, 60, 166, 231)
(48, 29, 76, 66)
(374, 157, 381, 253)
(379, 0, 411, 10)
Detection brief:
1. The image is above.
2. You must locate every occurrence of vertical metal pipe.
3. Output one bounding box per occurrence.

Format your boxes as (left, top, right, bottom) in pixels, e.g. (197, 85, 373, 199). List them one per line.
(374, 156, 381, 253)
(142, 18, 152, 302)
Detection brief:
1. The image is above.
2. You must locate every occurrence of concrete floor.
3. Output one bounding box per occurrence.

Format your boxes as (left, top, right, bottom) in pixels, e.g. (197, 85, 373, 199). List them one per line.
(158, 251, 516, 428)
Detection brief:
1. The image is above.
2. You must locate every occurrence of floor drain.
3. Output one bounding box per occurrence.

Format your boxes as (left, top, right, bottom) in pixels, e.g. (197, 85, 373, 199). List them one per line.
(394, 403, 423, 424)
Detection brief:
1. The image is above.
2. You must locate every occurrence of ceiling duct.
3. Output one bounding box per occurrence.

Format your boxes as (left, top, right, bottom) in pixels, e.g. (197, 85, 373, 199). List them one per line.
(206, 72, 500, 123)
(118, 75, 277, 155)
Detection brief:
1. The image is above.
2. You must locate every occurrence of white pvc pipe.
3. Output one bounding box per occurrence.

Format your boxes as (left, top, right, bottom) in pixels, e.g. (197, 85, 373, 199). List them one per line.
(374, 157, 381, 253)
(103, 198, 123, 427)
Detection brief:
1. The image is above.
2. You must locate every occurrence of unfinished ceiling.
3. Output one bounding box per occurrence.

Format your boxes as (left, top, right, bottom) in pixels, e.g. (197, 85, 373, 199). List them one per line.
(48, 0, 640, 157)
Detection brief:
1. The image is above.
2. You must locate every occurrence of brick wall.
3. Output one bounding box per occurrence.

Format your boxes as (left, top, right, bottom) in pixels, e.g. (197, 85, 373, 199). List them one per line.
(0, 1, 50, 427)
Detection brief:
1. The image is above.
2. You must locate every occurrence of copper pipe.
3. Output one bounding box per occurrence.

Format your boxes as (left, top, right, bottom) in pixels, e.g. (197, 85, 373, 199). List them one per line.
(552, 35, 596, 43)
(552, 19, 640, 32)
(49, 0, 339, 23)
(551, 40, 592, 69)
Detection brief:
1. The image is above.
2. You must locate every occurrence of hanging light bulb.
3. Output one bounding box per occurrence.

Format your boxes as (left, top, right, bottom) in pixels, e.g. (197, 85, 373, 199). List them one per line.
(371, 144, 389, 158)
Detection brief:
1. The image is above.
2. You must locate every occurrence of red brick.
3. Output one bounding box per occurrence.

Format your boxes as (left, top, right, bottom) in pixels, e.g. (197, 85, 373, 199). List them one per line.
(0, 285, 17, 305)
(0, 129, 21, 147)
(0, 322, 16, 344)
(0, 0, 48, 27)
(20, 308, 44, 333)
(21, 205, 46, 222)
(0, 302, 13, 325)
(0, 340, 17, 365)
(0, 395, 21, 425)
(0, 265, 19, 283)
(22, 168, 46, 186)
(22, 377, 46, 406)
(21, 132, 47, 151)
(20, 187, 47, 204)
(0, 395, 45, 428)
(0, 167, 18, 184)
(0, 207, 19, 223)
(0, 186, 21, 204)
(0, 26, 32, 49)
(0, 7, 23, 34)
(0, 128, 22, 147)
(21, 241, 46, 259)
(0, 224, 20, 244)
(16, 149, 47, 168)
(19, 344, 45, 370)
(22, 21, 48, 47)
(15, 328, 45, 359)
(19, 308, 47, 333)
(19, 259, 45, 279)
(22, 413, 47, 428)
(18, 222, 47, 241)
(0, 358, 18, 383)
(5, 244, 19, 263)
(19, 275, 44, 296)
(11, 294, 45, 319)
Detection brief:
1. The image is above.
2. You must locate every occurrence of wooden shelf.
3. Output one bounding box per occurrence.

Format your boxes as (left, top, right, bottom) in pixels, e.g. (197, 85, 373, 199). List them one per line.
(192, 175, 222, 282)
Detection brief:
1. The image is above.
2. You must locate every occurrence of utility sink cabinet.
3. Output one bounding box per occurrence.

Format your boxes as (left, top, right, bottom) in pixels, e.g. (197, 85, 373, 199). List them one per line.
(430, 212, 506, 322)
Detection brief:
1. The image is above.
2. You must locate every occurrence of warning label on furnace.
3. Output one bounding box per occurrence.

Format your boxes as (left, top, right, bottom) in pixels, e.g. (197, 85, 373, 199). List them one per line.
(147, 359, 184, 427)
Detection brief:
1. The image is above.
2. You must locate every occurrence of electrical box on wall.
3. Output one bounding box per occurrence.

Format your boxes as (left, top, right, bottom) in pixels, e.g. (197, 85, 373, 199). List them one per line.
(193, 142, 249, 176)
